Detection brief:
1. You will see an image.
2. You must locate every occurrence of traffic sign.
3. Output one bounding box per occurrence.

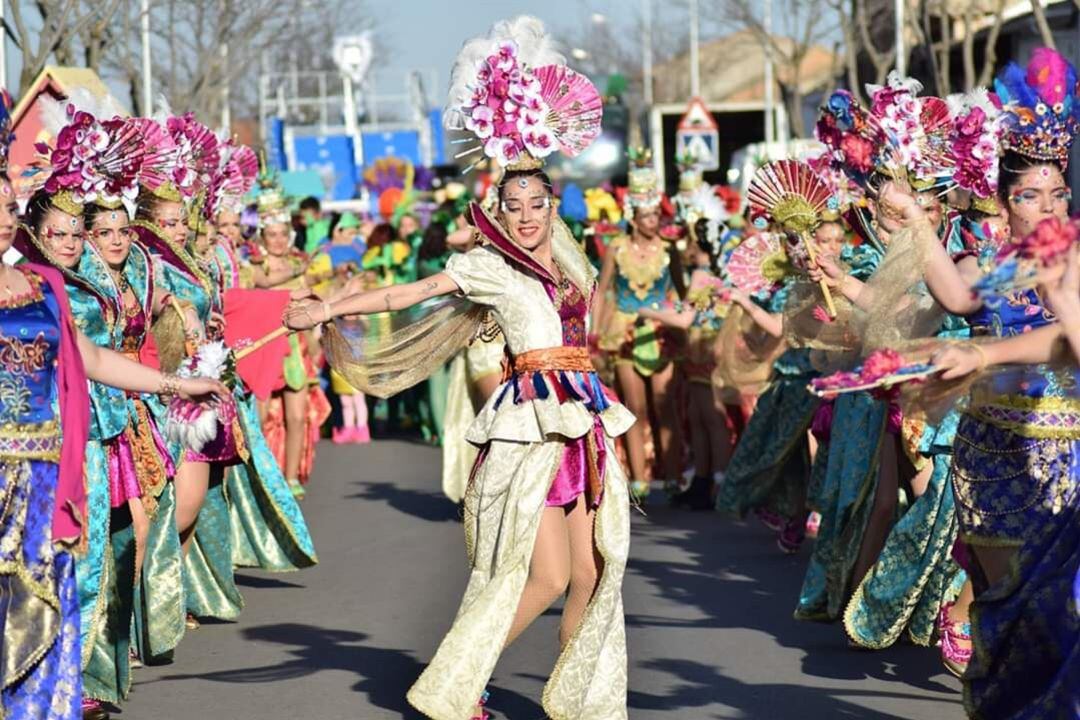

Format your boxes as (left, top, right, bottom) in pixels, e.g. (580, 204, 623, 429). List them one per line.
(676, 97, 720, 170)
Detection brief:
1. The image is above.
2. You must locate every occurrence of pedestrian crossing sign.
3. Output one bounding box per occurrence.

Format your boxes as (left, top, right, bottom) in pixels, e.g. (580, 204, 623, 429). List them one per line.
(676, 97, 720, 170)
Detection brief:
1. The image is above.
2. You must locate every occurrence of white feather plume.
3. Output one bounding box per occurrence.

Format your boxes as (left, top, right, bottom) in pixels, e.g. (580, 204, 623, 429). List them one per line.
(444, 15, 564, 130)
(688, 184, 728, 223)
(38, 86, 127, 139)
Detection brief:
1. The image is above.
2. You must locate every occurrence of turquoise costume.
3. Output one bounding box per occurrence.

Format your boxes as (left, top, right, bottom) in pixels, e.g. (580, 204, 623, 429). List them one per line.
(796, 242, 887, 622)
(716, 279, 819, 520)
(843, 221, 968, 648)
(952, 289, 1079, 718)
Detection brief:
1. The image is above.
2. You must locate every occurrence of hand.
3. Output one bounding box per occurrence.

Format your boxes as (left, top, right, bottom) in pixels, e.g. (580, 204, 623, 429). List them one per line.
(283, 300, 326, 330)
(808, 254, 844, 287)
(290, 286, 317, 301)
(930, 343, 987, 380)
(1040, 244, 1080, 322)
(876, 181, 925, 232)
(177, 377, 229, 404)
(206, 311, 225, 339)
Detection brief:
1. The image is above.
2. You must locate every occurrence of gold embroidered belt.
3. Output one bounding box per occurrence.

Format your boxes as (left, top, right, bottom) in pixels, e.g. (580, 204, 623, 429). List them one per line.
(0, 421, 61, 462)
(511, 346, 593, 374)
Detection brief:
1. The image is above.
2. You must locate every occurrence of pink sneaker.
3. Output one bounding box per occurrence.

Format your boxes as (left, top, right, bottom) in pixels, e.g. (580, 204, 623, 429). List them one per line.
(351, 425, 371, 444)
(332, 427, 350, 445)
(755, 508, 784, 532)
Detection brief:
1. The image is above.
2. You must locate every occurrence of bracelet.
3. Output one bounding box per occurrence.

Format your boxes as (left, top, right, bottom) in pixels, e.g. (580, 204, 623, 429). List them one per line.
(159, 373, 183, 396)
(321, 301, 333, 323)
(964, 341, 989, 372)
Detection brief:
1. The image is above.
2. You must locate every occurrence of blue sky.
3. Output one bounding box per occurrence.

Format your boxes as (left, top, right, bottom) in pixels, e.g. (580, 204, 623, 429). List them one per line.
(370, 0, 633, 99)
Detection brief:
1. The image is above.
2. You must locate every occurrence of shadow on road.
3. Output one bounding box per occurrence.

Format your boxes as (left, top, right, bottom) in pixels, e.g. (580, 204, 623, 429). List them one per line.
(347, 480, 462, 524)
(155, 622, 542, 718)
(233, 573, 306, 590)
(626, 506, 960, 700)
(629, 657, 946, 719)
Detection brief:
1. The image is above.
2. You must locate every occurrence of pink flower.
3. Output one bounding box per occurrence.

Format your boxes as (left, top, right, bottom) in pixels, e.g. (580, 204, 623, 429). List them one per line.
(861, 349, 904, 382)
(522, 126, 556, 157)
(1013, 217, 1079, 265)
(465, 105, 494, 139)
(840, 135, 874, 173)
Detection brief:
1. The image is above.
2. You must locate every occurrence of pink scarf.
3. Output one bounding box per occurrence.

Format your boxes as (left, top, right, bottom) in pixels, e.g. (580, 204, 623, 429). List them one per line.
(27, 263, 90, 545)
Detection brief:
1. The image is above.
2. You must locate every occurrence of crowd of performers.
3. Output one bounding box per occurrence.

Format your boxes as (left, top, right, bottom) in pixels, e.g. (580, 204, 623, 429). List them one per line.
(3, 12, 1079, 720)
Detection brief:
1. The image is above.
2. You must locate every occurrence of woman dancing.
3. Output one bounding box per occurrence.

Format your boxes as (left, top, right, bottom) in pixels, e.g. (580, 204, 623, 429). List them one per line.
(285, 18, 631, 719)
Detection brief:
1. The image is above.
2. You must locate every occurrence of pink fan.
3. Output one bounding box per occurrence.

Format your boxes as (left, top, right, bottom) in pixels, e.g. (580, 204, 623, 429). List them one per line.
(725, 233, 789, 296)
(534, 65, 603, 157)
(129, 117, 178, 192)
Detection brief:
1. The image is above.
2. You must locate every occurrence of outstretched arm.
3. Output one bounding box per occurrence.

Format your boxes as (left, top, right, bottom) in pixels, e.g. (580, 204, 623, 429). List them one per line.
(76, 330, 226, 400)
(283, 272, 461, 330)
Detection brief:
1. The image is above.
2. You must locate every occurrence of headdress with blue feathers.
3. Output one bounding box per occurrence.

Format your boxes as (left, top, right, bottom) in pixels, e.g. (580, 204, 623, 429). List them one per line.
(994, 47, 1080, 165)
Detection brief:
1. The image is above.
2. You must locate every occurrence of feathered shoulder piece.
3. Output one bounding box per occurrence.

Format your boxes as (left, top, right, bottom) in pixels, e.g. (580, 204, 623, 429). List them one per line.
(445, 16, 602, 170)
(994, 47, 1080, 164)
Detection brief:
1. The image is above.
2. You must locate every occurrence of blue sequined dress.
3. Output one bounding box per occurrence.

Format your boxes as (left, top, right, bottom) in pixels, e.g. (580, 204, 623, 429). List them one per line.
(0, 269, 80, 719)
(952, 289, 1079, 718)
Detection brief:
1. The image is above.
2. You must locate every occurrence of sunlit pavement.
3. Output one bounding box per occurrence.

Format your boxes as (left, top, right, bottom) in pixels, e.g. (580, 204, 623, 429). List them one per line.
(122, 440, 963, 720)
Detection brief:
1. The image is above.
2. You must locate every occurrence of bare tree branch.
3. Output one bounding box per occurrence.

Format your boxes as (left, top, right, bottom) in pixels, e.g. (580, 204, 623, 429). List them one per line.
(1029, 0, 1056, 49)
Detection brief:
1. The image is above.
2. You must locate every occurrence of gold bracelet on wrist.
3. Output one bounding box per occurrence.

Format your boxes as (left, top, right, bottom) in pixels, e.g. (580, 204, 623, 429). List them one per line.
(159, 374, 183, 396)
(322, 301, 333, 324)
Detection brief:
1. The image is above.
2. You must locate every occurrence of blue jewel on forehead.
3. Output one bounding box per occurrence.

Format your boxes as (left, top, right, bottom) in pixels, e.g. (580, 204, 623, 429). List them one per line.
(517, 177, 529, 189)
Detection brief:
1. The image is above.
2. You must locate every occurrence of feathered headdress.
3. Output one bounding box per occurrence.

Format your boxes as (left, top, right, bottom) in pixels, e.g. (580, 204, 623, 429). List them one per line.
(445, 16, 602, 171)
(866, 72, 955, 190)
(815, 89, 885, 187)
(34, 89, 145, 218)
(994, 47, 1080, 164)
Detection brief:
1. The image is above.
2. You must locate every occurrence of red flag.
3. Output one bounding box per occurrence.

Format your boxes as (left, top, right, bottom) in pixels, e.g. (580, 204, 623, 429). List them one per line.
(224, 288, 293, 400)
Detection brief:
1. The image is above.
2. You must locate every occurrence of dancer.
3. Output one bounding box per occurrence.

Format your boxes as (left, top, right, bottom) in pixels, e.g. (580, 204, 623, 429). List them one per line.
(905, 48, 1080, 717)
(249, 172, 330, 497)
(285, 18, 631, 719)
(594, 148, 684, 499)
(0, 106, 224, 719)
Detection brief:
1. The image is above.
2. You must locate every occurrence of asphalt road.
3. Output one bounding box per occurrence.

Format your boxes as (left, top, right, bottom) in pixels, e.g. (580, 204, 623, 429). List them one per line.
(121, 439, 965, 720)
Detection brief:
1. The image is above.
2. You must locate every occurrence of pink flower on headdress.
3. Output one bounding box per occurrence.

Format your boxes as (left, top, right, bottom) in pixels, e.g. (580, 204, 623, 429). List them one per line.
(465, 105, 495, 139)
(523, 126, 556, 158)
(487, 137, 524, 167)
(840, 135, 874, 173)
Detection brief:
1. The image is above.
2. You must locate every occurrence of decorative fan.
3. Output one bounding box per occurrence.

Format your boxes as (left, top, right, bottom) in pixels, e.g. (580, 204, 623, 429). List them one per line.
(747, 160, 831, 234)
(724, 232, 790, 297)
(534, 65, 603, 157)
(130, 117, 178, 192)
(747, 159, 837, 315)
(809, 349, 937, 398)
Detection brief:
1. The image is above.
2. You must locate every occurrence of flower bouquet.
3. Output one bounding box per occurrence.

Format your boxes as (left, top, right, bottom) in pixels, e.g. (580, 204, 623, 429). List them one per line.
(164, 341, 237, 454)
(808, 348, 937, 398)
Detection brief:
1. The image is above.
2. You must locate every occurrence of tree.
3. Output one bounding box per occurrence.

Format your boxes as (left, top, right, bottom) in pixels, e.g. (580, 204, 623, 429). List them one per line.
(8, 0, 125, 94)
(705, 0, 839, 137)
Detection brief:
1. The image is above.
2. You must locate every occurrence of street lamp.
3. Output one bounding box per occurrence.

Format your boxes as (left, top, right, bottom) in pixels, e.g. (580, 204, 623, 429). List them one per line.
(333, 32, 374, 168)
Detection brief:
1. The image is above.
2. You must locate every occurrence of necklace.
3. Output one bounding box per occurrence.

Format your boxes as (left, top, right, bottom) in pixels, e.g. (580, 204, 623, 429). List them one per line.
(551, 258, 573, 309)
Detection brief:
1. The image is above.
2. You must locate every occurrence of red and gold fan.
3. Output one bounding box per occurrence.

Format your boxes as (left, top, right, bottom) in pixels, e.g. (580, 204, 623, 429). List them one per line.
(747, 160, 837, 317)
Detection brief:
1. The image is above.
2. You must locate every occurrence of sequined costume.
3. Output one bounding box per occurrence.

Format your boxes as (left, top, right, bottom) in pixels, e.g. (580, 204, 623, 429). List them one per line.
(0, 266, 85, 720)
(951, 290, 1079, 718)
(597, 235, 680, 376)
(327, 205, 634, 720)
